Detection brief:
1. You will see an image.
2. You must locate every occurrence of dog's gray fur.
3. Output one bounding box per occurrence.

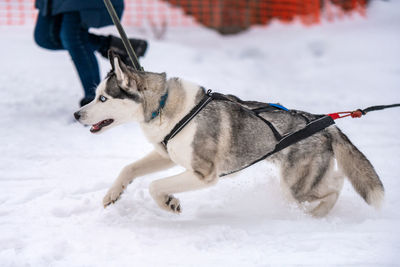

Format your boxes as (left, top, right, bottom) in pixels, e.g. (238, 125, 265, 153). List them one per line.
(74, 54, 384, 217)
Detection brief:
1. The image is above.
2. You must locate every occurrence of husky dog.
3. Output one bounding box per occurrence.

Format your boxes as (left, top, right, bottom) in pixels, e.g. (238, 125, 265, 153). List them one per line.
(74, 52, 384, 217)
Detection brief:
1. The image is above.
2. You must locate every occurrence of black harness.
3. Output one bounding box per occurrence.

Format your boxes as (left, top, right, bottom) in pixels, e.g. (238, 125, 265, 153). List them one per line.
(161, 90, 335, 177)
(103, 0, 398, 176)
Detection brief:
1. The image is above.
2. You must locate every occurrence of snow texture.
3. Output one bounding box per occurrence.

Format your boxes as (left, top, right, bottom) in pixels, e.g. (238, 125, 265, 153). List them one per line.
(0, 1, 399, 266)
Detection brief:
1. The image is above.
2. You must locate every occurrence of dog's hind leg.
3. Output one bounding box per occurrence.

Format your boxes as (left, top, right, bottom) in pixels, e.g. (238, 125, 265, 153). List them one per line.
(149, 171, 217, 213)
(103, 150, 175, 207)
(280, 146, 344, 217)
(308, 191, 339, 217)
(307, 169, 344, 217)
(286, 161, 344, 217)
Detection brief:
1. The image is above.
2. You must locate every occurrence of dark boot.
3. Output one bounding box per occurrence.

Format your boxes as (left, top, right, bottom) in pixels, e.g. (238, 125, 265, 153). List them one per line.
(80, 97, 94, 107)
(99, 35, 148, 65)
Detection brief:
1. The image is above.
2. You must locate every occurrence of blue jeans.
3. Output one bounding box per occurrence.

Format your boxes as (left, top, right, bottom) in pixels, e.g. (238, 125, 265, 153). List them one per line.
(34, 12, 109, 100)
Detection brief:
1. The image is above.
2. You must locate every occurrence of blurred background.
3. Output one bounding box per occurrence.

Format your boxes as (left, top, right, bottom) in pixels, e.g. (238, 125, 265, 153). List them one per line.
(1, 0, 369, 33)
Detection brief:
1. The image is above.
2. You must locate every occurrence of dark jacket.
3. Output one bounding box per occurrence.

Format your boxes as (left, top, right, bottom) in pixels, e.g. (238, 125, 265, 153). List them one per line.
(35, 0, 124, 28)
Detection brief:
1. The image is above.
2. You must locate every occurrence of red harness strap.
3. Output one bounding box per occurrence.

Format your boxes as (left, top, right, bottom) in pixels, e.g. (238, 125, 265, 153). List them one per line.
(328, 109, 363, 120)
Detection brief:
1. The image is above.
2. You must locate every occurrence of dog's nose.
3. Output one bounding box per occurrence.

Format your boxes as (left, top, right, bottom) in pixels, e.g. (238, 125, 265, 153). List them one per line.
(74, 111, 81, 121)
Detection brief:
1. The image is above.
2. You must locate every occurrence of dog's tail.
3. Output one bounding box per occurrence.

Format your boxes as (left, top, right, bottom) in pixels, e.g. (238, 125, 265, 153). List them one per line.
(332, 127, 384, 209)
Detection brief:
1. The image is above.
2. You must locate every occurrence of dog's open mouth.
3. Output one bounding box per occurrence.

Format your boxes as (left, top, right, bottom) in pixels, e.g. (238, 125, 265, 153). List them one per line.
(90, 119, 114, 133)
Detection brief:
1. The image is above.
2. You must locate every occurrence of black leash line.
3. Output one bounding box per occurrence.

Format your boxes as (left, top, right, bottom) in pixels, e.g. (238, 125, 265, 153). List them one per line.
(363, 103, 400, 114)
(103, 0, 143, 71)
(328, 103, 400, 119)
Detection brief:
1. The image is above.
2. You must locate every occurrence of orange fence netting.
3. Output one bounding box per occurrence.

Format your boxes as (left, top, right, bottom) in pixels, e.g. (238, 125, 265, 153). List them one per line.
(0, 0, 368, 34)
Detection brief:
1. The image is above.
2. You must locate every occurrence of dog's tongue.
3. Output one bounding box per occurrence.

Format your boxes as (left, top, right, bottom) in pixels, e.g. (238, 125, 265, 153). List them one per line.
(91, 122, 102, 131)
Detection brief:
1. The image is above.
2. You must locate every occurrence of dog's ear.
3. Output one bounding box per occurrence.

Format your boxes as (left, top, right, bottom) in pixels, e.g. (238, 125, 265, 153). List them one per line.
(108, 50, 128, 82)
(114, 57, 127, 83)
(108, 49, 116, 70)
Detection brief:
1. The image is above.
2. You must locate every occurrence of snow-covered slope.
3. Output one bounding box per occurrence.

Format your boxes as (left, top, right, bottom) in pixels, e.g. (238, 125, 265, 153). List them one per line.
(0, 1, 399, 266)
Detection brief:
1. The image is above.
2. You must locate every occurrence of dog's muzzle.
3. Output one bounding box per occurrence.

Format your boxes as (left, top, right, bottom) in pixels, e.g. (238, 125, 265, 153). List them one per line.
(74, 111, 81, 121)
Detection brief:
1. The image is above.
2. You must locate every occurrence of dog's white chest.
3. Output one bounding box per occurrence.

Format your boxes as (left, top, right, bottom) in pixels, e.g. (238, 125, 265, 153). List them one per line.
(166, 122, 197, 170)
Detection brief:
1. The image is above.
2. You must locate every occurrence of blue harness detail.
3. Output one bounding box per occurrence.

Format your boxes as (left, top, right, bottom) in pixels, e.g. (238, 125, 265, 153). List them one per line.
(267, 103, 289, 111)
(151, 92, 169, 119)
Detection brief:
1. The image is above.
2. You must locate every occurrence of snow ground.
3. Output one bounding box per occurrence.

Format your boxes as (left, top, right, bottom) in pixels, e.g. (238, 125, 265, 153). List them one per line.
(0, 1, 399, 266)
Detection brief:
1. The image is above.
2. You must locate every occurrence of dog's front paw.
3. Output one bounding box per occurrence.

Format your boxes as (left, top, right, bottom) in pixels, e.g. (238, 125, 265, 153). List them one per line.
(164, 195, 182, 214)
(103, 185, 124, 207)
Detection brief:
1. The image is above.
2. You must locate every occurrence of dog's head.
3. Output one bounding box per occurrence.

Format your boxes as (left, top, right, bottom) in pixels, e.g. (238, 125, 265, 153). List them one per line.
(74, 50, 167, 134)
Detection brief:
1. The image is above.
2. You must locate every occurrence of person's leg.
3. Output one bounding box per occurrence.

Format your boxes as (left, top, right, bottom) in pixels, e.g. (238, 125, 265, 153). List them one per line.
(59, 12, 100, 104)
(34, 14, 63, 50)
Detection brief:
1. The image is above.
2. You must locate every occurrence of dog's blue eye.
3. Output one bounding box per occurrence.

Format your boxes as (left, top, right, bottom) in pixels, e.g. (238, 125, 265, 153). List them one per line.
(99, 95, 107, 102)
